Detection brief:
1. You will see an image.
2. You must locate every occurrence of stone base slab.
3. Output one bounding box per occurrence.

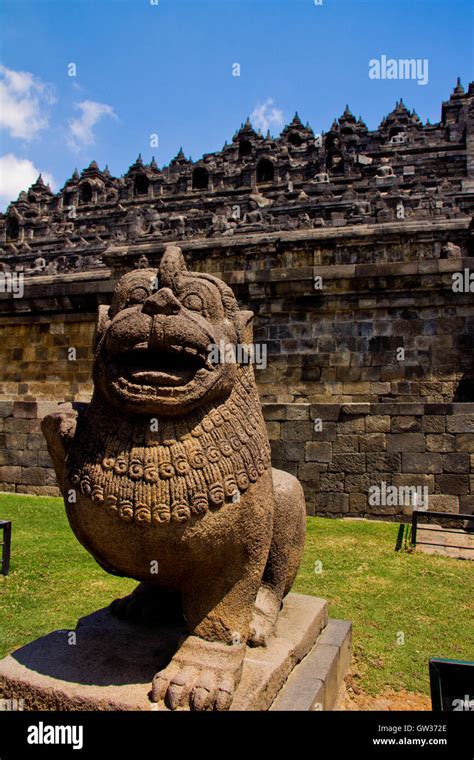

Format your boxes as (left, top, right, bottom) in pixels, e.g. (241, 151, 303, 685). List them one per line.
(271, 619, 352, 710)
(0, 592, 351, 711)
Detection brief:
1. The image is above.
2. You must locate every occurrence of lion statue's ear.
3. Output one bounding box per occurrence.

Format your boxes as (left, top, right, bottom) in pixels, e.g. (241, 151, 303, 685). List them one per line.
(236, 310, 254, 344)
(93, 304, 110, 351)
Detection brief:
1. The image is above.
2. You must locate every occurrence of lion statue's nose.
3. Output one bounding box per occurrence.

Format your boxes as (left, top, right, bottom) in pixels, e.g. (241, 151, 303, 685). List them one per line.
(142, 288, 181, 317)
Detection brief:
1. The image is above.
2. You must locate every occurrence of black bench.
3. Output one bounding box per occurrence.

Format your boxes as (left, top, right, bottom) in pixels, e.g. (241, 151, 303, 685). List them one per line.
(0, 520, 11, 576)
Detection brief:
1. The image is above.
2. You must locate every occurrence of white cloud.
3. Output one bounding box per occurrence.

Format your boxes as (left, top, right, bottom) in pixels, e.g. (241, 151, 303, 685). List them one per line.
(0, 153, 55, 210)
(67, 100, 117, 151)
(250, 99, 284, 133)
(0, 65, 55, 140)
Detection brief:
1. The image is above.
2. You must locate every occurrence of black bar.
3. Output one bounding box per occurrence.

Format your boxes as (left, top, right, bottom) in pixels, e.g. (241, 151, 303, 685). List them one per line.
(412, 511, 417, 545)
(0, 710, 472, 758)
(0, 520, 11, 576)
(412, 511, 474, 521)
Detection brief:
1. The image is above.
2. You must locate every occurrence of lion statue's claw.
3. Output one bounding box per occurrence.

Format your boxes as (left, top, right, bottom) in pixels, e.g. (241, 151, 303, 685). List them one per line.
(150, 635, 245, 711)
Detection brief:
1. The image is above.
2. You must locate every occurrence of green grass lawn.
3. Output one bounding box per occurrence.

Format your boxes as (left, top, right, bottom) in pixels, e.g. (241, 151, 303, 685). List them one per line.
(1, 493, 473, 697)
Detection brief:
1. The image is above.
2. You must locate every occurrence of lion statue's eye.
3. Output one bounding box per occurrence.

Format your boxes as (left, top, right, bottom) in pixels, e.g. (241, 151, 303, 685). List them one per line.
(182, 293, 204, 312)
(128, 286, 149, 305)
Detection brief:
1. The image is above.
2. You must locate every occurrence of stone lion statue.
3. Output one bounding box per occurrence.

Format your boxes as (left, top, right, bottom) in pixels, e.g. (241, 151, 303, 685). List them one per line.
(42, 245, 306, 711)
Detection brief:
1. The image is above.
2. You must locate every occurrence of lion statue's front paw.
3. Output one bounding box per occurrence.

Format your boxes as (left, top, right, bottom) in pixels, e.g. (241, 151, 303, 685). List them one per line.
(150, 635, 245, 711)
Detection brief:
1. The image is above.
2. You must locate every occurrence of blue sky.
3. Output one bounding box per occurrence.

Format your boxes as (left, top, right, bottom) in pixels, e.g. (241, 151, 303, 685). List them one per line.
(0, 0, 472, 209)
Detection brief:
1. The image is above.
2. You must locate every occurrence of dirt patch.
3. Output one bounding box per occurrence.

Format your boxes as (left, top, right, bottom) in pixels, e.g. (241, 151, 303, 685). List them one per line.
(339, 676, 431, 711)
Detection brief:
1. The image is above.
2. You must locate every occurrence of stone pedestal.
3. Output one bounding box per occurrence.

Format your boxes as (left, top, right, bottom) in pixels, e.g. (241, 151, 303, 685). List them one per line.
(0, 593, 351, 711)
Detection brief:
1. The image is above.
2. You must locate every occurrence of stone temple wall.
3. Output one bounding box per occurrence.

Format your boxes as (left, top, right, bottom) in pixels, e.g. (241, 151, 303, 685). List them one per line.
(1, 400, 473, 521)
(0, 316, 94, 403)
(0, 223, 473, 520)
(0, 84, 473, 520)
(266, 402, 474, 519)
(1, 222, 473, 404)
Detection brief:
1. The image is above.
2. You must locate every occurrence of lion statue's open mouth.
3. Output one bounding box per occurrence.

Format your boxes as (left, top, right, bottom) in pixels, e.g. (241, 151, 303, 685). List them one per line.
(93, 245, 252, 414)
(111, 344, 212, 388)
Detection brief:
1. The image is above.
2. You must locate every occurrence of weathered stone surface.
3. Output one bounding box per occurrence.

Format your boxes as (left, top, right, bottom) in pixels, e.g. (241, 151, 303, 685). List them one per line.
(333, 435, 359, 453)
(316, 493, 349, 513)
(318, 618, 352, 690)
(366, 415, 391, 433)
(0, 466, 20, 483)
(232, 594, 330, 711)
(392, 474, 435, 490)
(265, 421, 281, 440)
(337, 416, 365, 435)
(426, 494, 460, 513)
(446, 415, 474, 434)
(298, 462, 328, 478)
(310, 405, 341, 422)
(329, 454, 366, 474)
(359, 433, 386, 452)
(459, 495, 474, 514)
(261, 404, 288, 421)
(341, 403, 370, 415)
(387, 433, 425, 453)
(365, 453, 401, 472)
(320, 474, 345, 492)
(283, 441, 306, 462)
(19, 467, 50, 486)
(0, 482, 15, 492)
(284, 421, 315, 441)
(311, 421, 337, 442)
(16, 485, 60, 497)
(391, 416, 421, 433)
(402, 453, 443, 473)
(422, 415, 446, 433)
(440, 453, 470, 473)
(455, 434, 474, 452)
(426, 434, 455, 452)
(286, 404, 310, 421)
(435, 475, 470, 495)
(349, 493, 368, 512)
(0, 402, 13, 418)
(345, 473, 371, 492)
(13, 402, 38, 419)
(305, 442, 332, 462)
